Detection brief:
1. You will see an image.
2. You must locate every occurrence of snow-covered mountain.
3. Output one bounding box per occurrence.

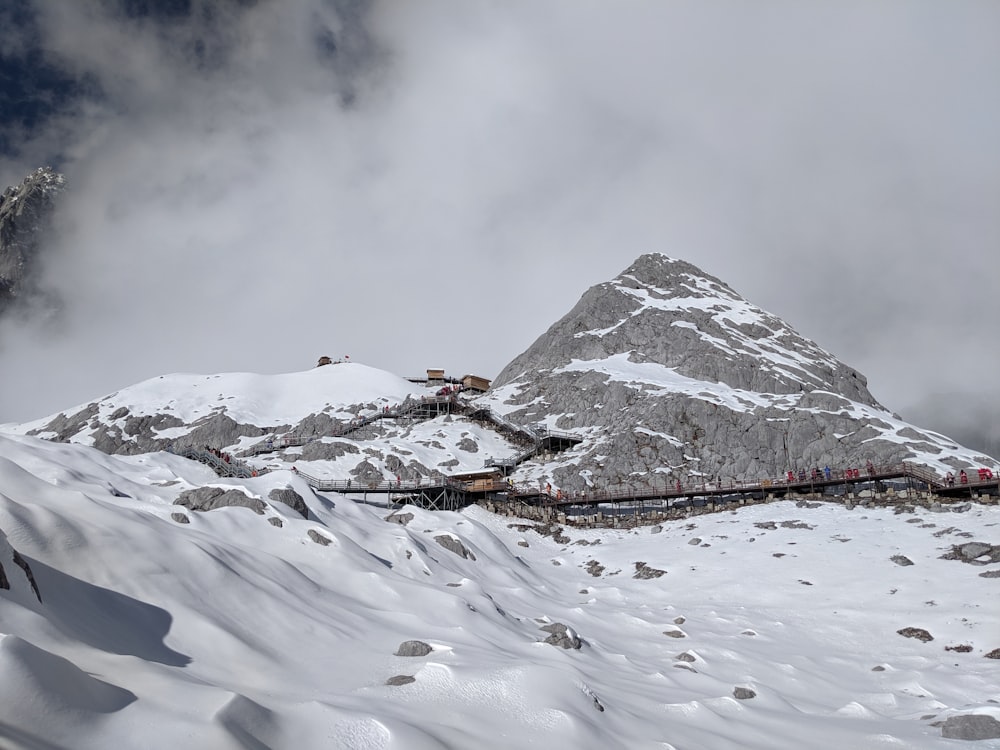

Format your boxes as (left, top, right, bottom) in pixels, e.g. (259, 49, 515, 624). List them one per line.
(483, 253, 997, 490)
(1, 254, 999, 748)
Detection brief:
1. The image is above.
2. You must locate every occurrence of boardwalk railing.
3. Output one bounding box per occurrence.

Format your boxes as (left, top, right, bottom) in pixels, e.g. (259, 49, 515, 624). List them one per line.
(172, 447, 269, 479)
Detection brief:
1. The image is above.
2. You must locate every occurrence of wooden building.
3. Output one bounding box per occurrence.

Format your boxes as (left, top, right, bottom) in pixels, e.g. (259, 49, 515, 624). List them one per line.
(426, 368, 446, 385)
(461, 374, 491, 393)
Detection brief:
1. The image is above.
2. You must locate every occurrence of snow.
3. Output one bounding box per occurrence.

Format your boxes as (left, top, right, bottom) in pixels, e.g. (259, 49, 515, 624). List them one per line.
(0, 431, 998, 749)
(6, 363, 431, 436)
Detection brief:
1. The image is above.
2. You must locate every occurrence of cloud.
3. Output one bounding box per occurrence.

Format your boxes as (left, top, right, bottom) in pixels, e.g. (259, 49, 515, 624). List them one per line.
(0, 0, 997, 456)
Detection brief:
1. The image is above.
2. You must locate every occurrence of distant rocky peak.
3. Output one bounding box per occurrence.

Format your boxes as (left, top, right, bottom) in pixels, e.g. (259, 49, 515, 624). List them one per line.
(0, 166, 66, 311)
(493, 253, 877, 406)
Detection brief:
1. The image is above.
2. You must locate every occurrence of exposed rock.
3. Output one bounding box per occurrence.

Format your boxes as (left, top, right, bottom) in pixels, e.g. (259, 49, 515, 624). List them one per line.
(174, 487, 265, 515)
(633, 561, 667, 579)
(897, 627, 934, 642)
(268, 517, 283, 528)
(688, 538, 702, 546)
(0, 166, 65, 317)
(941, 714, 1000, 740)
(395, 640, 433, 657)
(585, 560, 605, 577)
(674, 616, 686, 625)
(171, 513, 190, 524)
(385, 512, 414, 526)
(307, 530, 332, 546)
(540, 622, 582, 650)
(985, 649, 1000, 659)
(268, 488, 308, 517)
(518, 540, 529, 547)
(650, 524, 663, 534)
(940, 542, 1000, 566)
(979, 570, 1000, 578)
(890, 555, 914, 567)
(386, 675, 416, 686)
(0, 530, 42, 603)
(945, 644, 973, 653)
(434, 535, 476, 561)
(733, 687, 757, 700)
(662, 629, 686, 639)
(675, 651, 696, 663)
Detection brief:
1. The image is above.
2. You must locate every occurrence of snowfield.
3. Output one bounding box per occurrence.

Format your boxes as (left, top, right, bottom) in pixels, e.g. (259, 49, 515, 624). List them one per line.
(0, 429, 998, 749)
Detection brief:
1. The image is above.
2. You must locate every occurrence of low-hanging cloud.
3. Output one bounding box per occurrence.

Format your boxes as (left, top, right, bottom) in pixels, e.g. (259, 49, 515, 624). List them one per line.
(0, 0, 998, 454)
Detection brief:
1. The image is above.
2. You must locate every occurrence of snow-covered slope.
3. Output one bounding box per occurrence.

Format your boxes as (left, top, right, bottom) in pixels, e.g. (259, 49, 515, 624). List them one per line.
(4, 362, 519, 484)
(0, 432, 997, 748)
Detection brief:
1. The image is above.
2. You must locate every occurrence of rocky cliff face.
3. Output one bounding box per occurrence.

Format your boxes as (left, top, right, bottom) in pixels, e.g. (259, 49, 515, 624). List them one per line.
(0, 166, 66, 314)
(484, 254, 994, 489)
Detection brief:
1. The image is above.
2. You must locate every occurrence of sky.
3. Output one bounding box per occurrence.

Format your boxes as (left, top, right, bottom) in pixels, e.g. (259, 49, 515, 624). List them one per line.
(0, 0, 997, 453)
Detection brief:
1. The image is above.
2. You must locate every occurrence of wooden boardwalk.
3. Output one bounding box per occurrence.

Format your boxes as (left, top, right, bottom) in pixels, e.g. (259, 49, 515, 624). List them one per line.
(174, 395, 998, 512)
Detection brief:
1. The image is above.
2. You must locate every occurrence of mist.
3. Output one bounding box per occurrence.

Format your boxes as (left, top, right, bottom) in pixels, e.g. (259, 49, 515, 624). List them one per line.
(0, 0, 997, 453)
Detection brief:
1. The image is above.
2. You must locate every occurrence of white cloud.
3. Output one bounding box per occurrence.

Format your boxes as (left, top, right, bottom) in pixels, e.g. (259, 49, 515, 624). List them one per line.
(0, 0, 997, 445)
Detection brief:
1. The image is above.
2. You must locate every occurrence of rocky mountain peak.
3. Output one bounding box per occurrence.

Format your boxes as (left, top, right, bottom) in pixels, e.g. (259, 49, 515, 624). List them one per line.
(494, 253, 875, 405)
(484, 254, 990, 489)
(0, 166, 66, 310)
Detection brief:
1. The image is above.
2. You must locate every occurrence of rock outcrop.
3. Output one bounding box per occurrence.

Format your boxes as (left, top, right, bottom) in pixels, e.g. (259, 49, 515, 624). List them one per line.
(0, 528, 42, 603)
(0, 166, 65, 315)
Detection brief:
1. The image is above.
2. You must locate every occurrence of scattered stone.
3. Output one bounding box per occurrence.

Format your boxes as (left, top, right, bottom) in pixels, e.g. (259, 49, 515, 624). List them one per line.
(945, 644, 973, 653)
(175, 486, 265, 514)
(385, 512, 414, 526)
(540, 622, 582, 650)
(434, 535, 476, 561)
(385, 675, 415, 686)
(395, 640, 433, 657)
(951, 503, 973, 514)
(733, 687, 757, 700)
(308, 529, 332, 546)
(780, 520, 814, 530)
(662, 629, 686, 639)
(890, 555, 914, 567)
(940, 542, 1000, 565)
(268, 517, 283, 528)
(772, 553, 786, 558)
(650, 525, 663, 534)
(517, 540, 529, 548)
(941, 714, 1000, 740)
(798, 580, 813, 586)
(633, 561, 667, 579)
(753, 522, 777, 531)
(171, 513, 190, 524)
(688, 538, 702, 545)
(741, 630, 757, 636)
(579, 589, 588, 594)
(585, 560, 605, 577)
(675, 651, 696, 663)
(985, 648, 1000, 659)
(673, 616, 686, 625)
(268, 488, 308, 517)
(897, 627, 934, 642)
(871, 665, 886, 672)
(673, 663, 697, 672)
(979, 570, 1000, 578)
